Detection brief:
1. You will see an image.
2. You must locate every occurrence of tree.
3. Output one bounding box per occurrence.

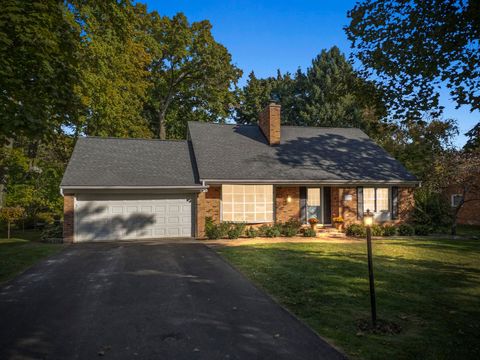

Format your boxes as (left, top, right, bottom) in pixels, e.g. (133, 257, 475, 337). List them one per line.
(67, 0, 153, 138)
(464, 123, 480, 152)
(345, 0, 480, 133)
(145, 12, 242, 139)
(235, 72, 275, 124)
(0, 0, 80, 141)
(0, 206, 25, 239)
(431, 150, 480, 235)
(298, 47, 386, 129)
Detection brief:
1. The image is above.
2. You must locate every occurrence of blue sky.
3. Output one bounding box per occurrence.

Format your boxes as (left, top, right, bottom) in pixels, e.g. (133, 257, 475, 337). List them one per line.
(145, 0, 478, 147)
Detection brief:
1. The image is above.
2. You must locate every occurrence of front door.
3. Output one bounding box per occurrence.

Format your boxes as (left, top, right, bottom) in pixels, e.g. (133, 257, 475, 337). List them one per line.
(307, 188, 322, 223)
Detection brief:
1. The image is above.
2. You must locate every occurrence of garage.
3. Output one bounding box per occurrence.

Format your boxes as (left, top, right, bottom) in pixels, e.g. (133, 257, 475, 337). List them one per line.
(75, 193, 194, 241)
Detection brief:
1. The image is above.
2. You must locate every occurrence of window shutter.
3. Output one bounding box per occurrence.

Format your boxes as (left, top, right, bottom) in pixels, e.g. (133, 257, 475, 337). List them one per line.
(391, 187, 399, 220)
(300, 187, 307, 223)
(357, 187, 364, 220)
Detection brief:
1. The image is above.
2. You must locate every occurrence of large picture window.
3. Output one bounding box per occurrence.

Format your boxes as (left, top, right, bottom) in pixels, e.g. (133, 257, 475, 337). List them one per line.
(222, 185, 273, 222)
(364, 188, 389, 212)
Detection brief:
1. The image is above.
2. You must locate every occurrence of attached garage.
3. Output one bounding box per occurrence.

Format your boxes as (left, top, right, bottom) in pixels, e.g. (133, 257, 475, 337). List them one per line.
(75, 194, 194, 241)
(60, 137, 206, 242)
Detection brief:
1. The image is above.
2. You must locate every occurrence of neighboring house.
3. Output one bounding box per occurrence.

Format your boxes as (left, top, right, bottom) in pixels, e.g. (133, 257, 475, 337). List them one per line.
(446, 185, 480, 226)
(61, 103, 419, 242)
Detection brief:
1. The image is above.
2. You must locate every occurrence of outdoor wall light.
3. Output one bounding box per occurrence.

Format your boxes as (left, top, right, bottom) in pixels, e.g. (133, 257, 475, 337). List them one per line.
(286, 195, 292, 203)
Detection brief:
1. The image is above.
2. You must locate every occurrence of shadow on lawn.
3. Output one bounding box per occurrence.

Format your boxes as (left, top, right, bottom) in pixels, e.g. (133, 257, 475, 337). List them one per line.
(220, 245, 480, 358)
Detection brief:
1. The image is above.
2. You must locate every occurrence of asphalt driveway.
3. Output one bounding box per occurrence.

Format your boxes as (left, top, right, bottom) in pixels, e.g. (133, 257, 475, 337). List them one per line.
(0, 240, 345, 360)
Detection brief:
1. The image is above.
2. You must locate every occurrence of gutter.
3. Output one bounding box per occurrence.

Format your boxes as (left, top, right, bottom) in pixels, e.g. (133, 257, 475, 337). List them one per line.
(59, 184, 209, 194)
(200, 179, 421, 187)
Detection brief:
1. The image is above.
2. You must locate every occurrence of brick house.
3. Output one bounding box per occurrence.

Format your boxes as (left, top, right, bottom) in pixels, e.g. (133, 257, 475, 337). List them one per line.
(61, 103, 419, 242)
(446, 184, 480, 226)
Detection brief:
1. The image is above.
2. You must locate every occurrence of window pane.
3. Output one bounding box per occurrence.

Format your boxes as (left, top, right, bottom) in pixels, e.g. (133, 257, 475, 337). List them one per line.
(307, 188, 321, 206)
(222, 185, 273, 223)
(364, 188, 375, 212)
(376, 188, 389, 211)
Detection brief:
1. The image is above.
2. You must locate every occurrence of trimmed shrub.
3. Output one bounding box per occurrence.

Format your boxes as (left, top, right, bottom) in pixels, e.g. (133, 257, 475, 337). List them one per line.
(227, 223, 246, 239)
(245, 227, 258, 238)
(414, 225, 432, 236)
(264, 224, 282, 238)
(303, 228, 317, 237)
(257, 225, 270, 237)
(382, 225, 397, 237)
(398, 223, 415, 236)
(371, 224, 384, 236)
(345, 223, 366, 237)
(281, 218, 302, 237)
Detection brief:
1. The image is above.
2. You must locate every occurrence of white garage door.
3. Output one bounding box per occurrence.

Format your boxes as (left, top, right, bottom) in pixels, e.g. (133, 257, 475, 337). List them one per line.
(75, 194, 194, 241)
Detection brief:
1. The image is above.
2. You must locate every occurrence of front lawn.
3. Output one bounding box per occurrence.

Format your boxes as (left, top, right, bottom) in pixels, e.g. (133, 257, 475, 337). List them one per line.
(216, 238, 480, 360)
(0, 233, 64, 283)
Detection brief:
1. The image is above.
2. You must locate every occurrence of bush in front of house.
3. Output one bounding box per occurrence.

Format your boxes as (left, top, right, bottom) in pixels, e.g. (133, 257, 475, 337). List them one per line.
(303, 227, 317, 237)
(245, 227, 258, 238)
(264, 224, 282, 238)
(370, 224, 384, 236)
(345, 223, 367, 237)
(281, 218, 302, 237)
(398, 223, 415, 236)
(382, 224, 397, 237)
(412, 188, 452, 231)
(227, 223, 246, 239)
(205, 217, 222, 239)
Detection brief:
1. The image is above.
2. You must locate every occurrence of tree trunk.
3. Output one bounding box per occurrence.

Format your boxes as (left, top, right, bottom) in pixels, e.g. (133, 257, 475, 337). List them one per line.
(158, 109, 167, 140)
(451, 219, 457, 236)
(7, 221, 10, 239)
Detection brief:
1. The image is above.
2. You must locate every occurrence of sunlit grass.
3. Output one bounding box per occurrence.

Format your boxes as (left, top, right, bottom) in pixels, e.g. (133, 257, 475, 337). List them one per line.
(217, 238, 480, 359)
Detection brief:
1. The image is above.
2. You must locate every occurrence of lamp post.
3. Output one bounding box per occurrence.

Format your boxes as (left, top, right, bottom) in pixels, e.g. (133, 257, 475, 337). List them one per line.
(363, 209, 377, 327)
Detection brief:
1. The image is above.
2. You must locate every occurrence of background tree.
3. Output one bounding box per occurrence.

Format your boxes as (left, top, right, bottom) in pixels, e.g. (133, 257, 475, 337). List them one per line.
(463, 123, 480, 152)
(68, 0, 152, 138)
(345, 0, 480, 135)
(145, 12, 242, 139)
(0, 206, 25, 239)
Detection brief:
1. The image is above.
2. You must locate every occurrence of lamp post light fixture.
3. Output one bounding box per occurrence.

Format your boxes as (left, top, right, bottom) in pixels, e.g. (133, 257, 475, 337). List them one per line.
(363, 209, 377, 327)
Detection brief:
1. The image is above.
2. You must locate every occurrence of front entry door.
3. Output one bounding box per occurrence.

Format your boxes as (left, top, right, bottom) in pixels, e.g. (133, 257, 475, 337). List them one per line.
(307, 188, 322, 222)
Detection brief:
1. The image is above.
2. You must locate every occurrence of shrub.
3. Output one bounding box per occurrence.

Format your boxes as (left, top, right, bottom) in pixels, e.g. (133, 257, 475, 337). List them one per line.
(218, 222, 231, 238)
(370, 224, 384, 236)
(303, 228, 317, 237)
(245, 227, 258, 238)
(257, 225, 270, 237)
(345, 223, 366, 237)
(412, 188, 452, 231)
(227, 223, 246, 239)
(398, 223, 415, 236)
(414, 225, 432, 236)
(281, 218, 302, 237)
(264, 224, 281, 238)
(205, 217, 229, 239)
(40, 222, 63, 242)
(37, 212, 56, 225)
(382, 225, 397, 237)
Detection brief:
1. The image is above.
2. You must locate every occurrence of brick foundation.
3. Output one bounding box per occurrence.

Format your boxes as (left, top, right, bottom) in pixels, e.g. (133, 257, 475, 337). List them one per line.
(63, 195, 74, 243)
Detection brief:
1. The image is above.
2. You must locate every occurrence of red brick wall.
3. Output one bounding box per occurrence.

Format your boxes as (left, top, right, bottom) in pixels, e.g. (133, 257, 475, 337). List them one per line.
(196, 186, 221, 238)
(446, 186, 480, 225)
(397, 187, 415, 223)
(259, 103, 281, 145)
(63, 195, 74, 243)
(275, 187, 300, 222)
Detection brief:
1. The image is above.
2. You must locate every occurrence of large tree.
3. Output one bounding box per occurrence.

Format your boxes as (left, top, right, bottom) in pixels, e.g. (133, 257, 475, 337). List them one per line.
(146, 12, 242, 139)
(68, 0, 153, 138)
(345, 0, 480, 133)
(0, 0, 80, 141)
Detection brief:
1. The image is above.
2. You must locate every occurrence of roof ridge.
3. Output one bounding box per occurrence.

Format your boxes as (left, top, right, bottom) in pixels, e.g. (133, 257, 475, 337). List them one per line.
(188, 121, 364, 131)
(81, 136, 189, 142)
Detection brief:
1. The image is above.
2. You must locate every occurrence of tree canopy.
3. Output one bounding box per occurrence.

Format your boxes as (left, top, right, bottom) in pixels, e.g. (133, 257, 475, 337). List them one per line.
(345, 0, 479, 134)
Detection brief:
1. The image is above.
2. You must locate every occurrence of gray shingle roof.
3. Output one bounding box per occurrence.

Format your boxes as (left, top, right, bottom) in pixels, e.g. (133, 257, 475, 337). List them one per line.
(188, 122, 418, 183)
(61, 137, 200, 187)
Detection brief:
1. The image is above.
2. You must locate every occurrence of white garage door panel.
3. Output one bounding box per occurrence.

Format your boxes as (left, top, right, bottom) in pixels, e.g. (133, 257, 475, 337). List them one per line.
(75, 194, 194, 241)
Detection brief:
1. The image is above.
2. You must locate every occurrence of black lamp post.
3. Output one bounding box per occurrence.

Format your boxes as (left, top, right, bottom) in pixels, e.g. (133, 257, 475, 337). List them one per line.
(364, 209, 377, 327)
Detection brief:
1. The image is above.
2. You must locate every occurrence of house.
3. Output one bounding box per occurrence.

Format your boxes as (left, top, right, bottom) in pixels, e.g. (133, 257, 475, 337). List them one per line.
(446, 184, 480, 226)
(60, 103, 419, 242)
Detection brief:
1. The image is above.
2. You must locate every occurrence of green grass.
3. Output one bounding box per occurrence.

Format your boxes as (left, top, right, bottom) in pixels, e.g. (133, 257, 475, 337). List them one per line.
(0, 231, 64, 283)
(217, 238, 480, 360)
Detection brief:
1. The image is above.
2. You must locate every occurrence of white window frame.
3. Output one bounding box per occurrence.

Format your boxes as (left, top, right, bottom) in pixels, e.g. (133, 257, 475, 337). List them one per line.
(221, 185, 274, 223)
(451, 194, 463, 207)
(363, 187, 390, 213)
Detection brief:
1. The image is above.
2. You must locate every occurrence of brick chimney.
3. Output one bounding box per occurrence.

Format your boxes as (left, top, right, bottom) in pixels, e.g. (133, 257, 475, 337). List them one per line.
(259, 102, 281, 145)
